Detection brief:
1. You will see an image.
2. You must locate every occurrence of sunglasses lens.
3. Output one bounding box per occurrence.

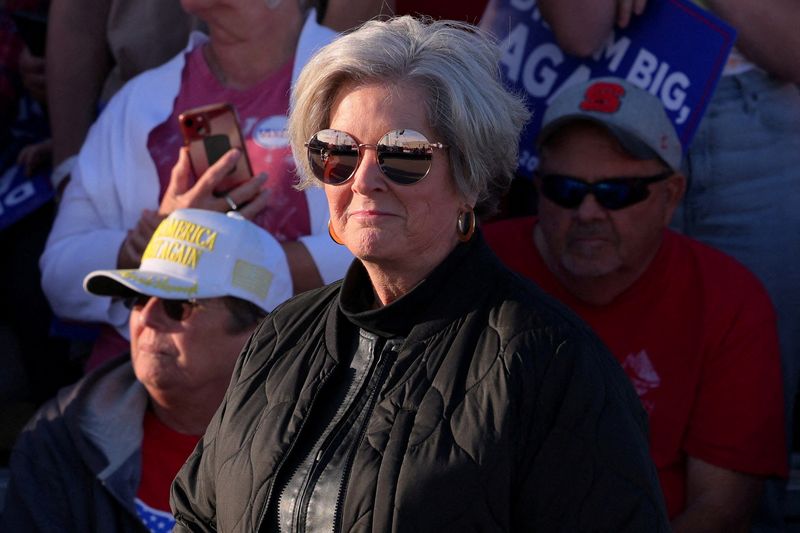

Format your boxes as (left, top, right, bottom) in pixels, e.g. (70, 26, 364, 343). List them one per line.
(161, 299, 192, 321)
(123, 294, 149, 310)
(594, 183, 633, 210)
(540, 174, 659, 210)
(377, 129, 434, 185)
(124, 295, 193, 321)
(595, 180, 652, 210)
(307, 129, 359, 185)
(540, 175, 588, 208)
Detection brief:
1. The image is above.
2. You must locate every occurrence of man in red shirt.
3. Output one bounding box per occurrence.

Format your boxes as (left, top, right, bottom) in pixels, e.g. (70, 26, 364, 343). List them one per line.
(484, 77, 787, 530)
(1, 208, 287, 532)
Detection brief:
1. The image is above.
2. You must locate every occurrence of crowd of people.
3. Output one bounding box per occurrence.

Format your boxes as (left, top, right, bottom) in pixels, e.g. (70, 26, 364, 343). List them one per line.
(0, 0, 796, 531)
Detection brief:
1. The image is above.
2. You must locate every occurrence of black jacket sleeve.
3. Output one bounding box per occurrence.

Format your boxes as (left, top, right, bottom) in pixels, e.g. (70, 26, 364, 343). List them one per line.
(509, 326, 670, 531)
(171, 318, 276, 532)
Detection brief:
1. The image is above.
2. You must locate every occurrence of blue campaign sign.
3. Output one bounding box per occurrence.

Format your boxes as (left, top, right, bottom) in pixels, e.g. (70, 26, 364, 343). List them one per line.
(0, 163, 54, 230)
(480, 0, 737, 178)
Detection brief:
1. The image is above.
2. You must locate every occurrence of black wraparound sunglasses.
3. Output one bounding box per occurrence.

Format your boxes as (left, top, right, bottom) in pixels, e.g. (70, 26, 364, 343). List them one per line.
(305, 128, 448, 186)
(123, 295, 200, 322)
(537, 171, 673, 210)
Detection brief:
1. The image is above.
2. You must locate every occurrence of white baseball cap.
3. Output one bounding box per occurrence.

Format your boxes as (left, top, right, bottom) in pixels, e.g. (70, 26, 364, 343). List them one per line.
(83, 208, 292, 313)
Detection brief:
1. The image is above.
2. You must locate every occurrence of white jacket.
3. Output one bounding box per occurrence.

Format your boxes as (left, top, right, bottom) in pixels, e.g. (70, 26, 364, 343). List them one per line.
(41, 13, 351, 337)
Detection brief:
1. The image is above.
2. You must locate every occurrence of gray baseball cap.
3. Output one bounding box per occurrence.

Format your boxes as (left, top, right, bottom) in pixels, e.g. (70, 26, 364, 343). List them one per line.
(537, 77, 682, 171)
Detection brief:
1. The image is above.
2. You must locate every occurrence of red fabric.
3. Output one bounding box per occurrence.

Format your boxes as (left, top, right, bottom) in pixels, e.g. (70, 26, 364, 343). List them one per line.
(394, 0, 488, 22)
(147, 45, 310, 242)
(137, 409, 202, 513)
(484, 217, 788, 518)
(84, 326, 129, 373)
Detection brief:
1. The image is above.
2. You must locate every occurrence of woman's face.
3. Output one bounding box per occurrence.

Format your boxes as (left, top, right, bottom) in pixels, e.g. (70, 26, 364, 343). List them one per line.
(325, 82, 467, 273)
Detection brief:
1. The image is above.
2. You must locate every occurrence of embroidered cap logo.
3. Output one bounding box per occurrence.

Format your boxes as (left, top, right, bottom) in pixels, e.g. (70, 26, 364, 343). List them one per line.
(579, 82, 626, 113)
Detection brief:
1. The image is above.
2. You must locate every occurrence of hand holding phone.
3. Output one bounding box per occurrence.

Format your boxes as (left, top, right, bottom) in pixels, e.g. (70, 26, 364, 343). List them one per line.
(178, 103, 253, 194)
(159, 145, 270, 219)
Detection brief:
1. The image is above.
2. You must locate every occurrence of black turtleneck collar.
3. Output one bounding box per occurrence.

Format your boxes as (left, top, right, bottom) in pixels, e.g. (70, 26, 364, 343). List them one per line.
(338, 232, 489, 339)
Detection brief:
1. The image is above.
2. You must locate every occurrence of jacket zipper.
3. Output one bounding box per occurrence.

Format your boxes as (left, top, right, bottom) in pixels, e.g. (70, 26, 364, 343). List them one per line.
(292, 340, 398, 532)
(289, 336, 384, 532)
(289, 337, 386, 532)
(256, 365, 335, 532)
(331, 345, 398, 532)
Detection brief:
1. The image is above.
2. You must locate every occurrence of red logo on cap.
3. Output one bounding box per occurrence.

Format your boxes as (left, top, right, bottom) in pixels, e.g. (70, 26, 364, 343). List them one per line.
(580, 82, 625, 113)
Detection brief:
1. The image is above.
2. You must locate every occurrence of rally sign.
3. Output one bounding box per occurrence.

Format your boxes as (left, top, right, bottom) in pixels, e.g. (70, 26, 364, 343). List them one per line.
(480, 0, 736, 178)
(0, 164, 54, 230)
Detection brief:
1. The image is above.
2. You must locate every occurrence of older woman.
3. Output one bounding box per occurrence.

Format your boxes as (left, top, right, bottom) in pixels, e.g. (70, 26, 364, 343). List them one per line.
(40, 0, 356, 371)
(172, 17, 668, 532)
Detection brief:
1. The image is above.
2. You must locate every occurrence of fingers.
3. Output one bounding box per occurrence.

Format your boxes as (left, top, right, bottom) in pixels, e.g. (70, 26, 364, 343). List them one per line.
(166, 147, 193, 195)
(616, 0, 634, 27)
(160, 148, 193, 214)
(118, 209, 167, 268)
(220, 172, 268, 214)
(237, 189, 271, 220)
(193, 148, 244, 195)
(127, 226, 152, 254)
(616, 0, 647, 27)
(118, 229, 149, 269)
(161, 147, 268, 217)
(140, 209, 166, 233)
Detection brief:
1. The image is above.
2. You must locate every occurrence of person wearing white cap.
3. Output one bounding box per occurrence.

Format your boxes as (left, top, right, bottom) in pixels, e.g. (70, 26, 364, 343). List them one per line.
(0, 208, 288, 532)
(485, 77, 787, 530)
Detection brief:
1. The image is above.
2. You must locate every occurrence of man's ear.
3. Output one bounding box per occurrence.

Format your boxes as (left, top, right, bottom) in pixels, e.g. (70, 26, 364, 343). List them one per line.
(663, 172, 687, 225)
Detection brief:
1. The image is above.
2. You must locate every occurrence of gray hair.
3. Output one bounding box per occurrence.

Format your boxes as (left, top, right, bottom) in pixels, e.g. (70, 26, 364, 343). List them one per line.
(288, 15, 530, 217)
(221, 297, 267, 334)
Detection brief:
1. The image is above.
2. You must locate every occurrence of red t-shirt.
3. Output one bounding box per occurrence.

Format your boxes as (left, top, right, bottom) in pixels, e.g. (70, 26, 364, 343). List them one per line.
(147, 44, 310, 242)
(484, 216, 788, 518)
(135, 408, 202, 531)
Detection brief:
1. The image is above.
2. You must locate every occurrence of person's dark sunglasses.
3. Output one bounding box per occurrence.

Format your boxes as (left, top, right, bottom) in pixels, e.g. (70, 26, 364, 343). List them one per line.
(305, 128, 448, 186)
(537, 171, 673, 210)
(123, 295, 200, 322)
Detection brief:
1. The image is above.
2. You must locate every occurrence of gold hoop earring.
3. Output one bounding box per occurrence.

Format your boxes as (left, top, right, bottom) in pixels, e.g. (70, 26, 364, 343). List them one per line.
(456, 209, 476, 242)
(328, 219, 345, 245)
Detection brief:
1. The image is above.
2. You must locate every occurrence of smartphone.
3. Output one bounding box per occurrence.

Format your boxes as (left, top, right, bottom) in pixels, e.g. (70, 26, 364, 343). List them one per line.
(11, 10, 48, 57)
(178, 103, 253, 194)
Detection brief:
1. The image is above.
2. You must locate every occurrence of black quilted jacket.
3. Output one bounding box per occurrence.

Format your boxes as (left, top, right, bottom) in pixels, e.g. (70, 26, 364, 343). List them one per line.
(172, 234, 669, 532)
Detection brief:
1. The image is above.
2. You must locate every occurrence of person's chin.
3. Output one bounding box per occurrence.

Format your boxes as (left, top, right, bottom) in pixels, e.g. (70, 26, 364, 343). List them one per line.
(561, 250, 620, 278)
(350, 231, 399, 263)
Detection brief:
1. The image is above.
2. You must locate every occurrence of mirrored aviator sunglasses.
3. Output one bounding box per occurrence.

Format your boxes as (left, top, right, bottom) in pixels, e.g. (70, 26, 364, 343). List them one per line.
(537, 171, 673, 210)
(305, 128, 447, 186)
(123, 294, 200, 322)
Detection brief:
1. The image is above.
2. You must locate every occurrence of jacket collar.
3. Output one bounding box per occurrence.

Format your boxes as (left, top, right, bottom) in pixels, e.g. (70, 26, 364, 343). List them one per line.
(336, 230, 499, 343)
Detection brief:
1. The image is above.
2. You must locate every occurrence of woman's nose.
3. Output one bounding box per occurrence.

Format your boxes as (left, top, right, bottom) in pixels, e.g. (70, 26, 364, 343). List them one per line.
(350, 146, 388, 194)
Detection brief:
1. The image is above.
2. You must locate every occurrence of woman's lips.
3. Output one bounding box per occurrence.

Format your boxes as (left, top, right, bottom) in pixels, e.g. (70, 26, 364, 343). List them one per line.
(348, 209, 396, 220)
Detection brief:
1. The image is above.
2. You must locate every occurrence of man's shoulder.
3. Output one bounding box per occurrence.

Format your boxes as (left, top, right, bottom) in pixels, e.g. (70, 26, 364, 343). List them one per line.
(479, 247, 600, 352)
(665, 230, 769, 296)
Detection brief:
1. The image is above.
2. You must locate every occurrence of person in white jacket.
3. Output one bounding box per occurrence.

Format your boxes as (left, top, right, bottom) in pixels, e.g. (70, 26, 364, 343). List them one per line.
(41, 0, 354, 369)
